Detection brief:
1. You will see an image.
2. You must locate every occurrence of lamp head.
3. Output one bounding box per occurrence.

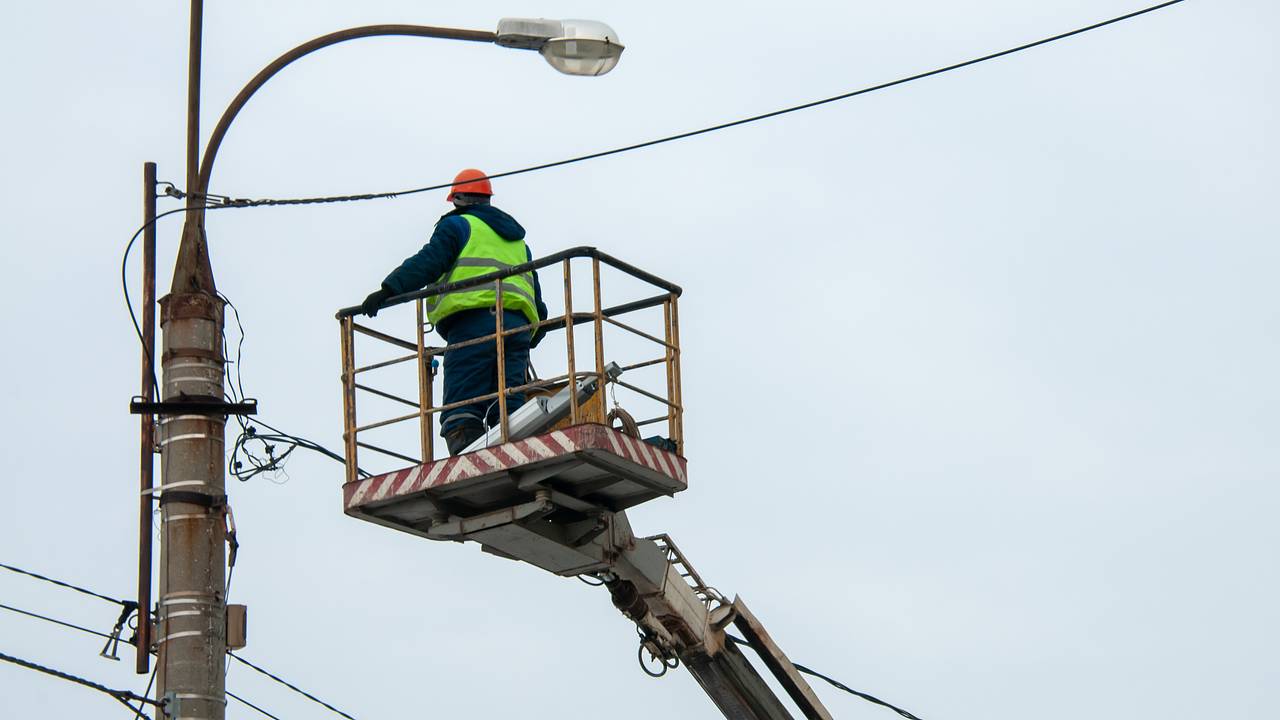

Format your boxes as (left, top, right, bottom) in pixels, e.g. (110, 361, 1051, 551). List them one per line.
(496, 18, 624, 76)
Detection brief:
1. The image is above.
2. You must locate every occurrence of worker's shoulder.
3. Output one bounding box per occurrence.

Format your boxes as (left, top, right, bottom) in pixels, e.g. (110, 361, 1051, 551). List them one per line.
(431, 213, 471, 240)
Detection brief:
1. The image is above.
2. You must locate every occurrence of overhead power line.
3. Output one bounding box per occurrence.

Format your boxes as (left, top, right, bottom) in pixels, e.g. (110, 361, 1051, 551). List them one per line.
(230, 652, 359, 720)
(727, 634, 925, 720)
(0, 562, 130, 607)
(170, 0, 1186, 209)
(0, 650, 159, 720)
(796, 662, 926, 720)
(0, 602, 116, 641)
(3, 566, 359, 720)
(228, 690, 284, 720)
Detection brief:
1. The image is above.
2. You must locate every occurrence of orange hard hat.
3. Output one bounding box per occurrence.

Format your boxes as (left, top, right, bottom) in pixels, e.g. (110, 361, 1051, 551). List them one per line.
(447, 168, 494, 202)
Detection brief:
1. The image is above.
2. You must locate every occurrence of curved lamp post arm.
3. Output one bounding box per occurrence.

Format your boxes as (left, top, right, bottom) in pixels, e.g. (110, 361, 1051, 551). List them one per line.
(195, 24, 495, 208)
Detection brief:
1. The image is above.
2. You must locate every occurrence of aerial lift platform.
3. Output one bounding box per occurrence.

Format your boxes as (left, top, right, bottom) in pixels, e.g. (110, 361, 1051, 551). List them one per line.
(337, 248, 833, 719)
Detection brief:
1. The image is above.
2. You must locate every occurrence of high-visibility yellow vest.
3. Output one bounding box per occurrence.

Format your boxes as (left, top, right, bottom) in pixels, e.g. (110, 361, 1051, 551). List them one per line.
(425, 214, 540, 331)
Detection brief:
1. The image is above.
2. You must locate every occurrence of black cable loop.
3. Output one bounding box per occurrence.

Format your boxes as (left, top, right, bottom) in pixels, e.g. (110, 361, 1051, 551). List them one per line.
(637, 643, 669, 678)
(120, 202, 230, 399)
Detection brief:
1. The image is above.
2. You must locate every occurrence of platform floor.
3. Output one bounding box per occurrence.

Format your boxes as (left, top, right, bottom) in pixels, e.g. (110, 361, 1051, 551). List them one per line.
(344, 424, 687, 538)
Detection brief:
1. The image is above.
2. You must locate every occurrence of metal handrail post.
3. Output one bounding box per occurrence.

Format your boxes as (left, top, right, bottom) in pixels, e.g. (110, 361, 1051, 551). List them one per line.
(563, 259, 579, 425)
(340, 316, 358, 484)
(494, 280, 509, 443)
(415, 299, 433, 461)
(664, 298, 676, 446)
(670, 293, 684, 453)
(591, 258, 608, 422)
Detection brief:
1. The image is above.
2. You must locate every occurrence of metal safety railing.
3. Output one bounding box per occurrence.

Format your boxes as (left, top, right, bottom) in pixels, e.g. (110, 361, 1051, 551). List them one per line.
(335, 246, 684, 483)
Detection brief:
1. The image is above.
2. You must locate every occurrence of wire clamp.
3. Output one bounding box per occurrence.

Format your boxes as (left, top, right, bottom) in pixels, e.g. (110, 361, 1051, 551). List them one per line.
(99, 601, 140, 661)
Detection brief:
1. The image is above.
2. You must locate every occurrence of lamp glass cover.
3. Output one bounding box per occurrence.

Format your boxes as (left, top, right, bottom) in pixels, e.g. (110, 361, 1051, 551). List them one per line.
(539, 20, 623, 76)
(541, 38, 623, 76)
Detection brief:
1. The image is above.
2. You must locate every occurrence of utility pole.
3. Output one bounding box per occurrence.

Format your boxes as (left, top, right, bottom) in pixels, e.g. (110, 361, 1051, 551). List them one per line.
(155, 0, 228, 716)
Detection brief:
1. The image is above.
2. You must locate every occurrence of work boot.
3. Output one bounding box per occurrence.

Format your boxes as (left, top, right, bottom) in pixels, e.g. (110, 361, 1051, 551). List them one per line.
(443, 419, 486, 457)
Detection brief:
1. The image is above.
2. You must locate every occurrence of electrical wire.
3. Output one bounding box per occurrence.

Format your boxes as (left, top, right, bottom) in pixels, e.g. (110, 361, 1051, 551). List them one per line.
(5, 567, 360, 720)
(211, 289, 369, 482)
(0, 562, 129, 607)
(727, 635, 924, 720)
(794, 661, 926, 720)
(132, 666, 157, 720)
(125, 0, 1189, 478)
(120, 202, 229, 400)
(228, 690, 284, 720)
(221, 291, 249, 404)
(3, 590, 349, 720)
(229, 651, 359, 720)
(0, 602, 115, 641)
(229, 408, 368, 482)
(175, 0, 1186, 209)
(0, 649, 160, 717)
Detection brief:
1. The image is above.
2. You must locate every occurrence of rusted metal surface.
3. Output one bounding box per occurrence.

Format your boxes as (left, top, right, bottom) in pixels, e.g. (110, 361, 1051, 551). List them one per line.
(159, 291, 224, 324)
(615, 378, 681, 409)
(136, 161, 157, 675)
(337, 249, 685, 476)
(647, 534, 721, 610)
(356, 441, 421, 465)
(350, 322, 416, 351)
(732, 599, 833, 720)
(670, 293, 684, 453)
(353, 383, 419, 409)
(353, 410, 421, 434)
(339, 317, 358, 485)
(344, 424, 688, 524)
(353, 352, 418, 375)
(683, 643, 795, 720)
(335, 247, 681, 319)
(670, 297, 680, 443)
(415, 300, 432, 462)
(591, 258, 608, 422)
(563, 259, 579, 425)
(619, 356, 667, 373)
(156, 278, 228, 720)
(195, 24, 497, 215)
(602, 314, 677, 350)
(494, 280, 509, 443)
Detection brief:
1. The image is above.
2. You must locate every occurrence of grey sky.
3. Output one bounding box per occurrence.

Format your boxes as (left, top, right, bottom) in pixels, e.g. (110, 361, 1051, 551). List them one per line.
(2, 1, 1277, 718)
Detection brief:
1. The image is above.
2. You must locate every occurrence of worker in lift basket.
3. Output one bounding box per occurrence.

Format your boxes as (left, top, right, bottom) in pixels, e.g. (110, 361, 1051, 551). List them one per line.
(359, 168, 548, 456)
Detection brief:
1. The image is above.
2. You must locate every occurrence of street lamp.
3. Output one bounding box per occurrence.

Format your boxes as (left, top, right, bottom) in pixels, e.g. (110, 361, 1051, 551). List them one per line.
(192, 18, 624, 221)
(497, 18, 625, 76)
(153, 14, 623, 720)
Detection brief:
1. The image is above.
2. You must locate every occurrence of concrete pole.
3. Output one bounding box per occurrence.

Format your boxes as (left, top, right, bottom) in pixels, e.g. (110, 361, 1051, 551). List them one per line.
(156, 0, 227, 717)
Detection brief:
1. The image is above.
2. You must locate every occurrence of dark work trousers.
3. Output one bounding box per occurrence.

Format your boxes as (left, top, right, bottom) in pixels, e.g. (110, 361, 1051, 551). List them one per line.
(438, 308, 533, 434)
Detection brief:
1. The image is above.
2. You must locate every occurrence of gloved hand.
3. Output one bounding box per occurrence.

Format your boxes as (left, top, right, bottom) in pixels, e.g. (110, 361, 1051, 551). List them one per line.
(529, 328, 545, 349)
(361, 288, 392, 317)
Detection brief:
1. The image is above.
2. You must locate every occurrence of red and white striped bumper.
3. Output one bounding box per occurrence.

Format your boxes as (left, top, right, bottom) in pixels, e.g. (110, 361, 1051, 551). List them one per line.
(343, 424, 687, 533)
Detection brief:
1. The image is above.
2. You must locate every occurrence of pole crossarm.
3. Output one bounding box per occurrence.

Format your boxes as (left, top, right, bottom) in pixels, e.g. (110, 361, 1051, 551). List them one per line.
(196, 24, 496, 207)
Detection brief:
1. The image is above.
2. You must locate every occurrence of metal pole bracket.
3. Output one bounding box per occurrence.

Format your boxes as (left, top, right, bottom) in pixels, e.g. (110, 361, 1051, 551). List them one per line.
(130, 397, 258, 416)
